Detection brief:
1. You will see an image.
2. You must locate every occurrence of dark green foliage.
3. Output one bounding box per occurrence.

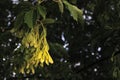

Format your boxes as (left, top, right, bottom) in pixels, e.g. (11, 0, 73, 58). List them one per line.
(0, 0, 120, 80)
(37, 5, 47, 19)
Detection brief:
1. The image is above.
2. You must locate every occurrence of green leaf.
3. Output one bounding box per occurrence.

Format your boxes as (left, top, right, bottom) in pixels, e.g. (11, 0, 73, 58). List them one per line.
(38, 0, 44, 4)
(111, 51, 115, 62)
(63, 0, 83, 23)
(70, 0, 77, 4)
(15, 2, 33, 13)
(14, 12, 25, 29)
(11, 12, 25, 34)
(113, 67, 119, 78)
(42, 18, 55, 24)
(49, 43, 68, 58)
(24, 10, 33, 28)
(33, 10, 38, 26)
(37, 5, 47, 19)
(58, 0, 64, 13)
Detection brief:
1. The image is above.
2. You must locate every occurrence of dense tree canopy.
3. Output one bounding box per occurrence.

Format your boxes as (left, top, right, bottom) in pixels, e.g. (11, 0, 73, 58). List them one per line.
(0, 0, 120, 80)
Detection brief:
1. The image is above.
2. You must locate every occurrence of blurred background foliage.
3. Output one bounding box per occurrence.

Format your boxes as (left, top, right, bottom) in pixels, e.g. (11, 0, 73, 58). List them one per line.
(0, 0, 120, 80)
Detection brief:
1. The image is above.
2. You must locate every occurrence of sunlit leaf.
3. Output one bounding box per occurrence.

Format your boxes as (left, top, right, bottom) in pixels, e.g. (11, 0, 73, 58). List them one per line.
(57, 0, 64, 13)
(63, 0, 83, 23)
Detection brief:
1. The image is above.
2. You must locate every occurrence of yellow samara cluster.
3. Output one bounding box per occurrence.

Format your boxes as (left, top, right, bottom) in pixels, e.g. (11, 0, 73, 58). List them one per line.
(11, 24, 53, 74)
